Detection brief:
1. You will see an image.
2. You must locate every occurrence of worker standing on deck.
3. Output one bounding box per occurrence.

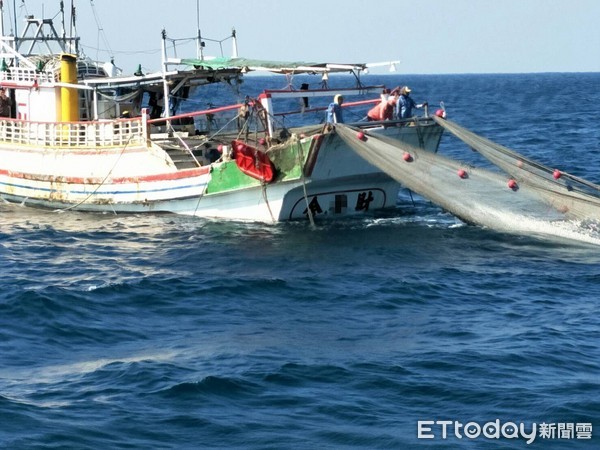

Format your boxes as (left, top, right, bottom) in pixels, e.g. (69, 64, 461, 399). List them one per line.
(326, 94, 344, 124)
(367, 92, 398, 121)
(397, 86, 427, 119)
(0, 88, 12, 117)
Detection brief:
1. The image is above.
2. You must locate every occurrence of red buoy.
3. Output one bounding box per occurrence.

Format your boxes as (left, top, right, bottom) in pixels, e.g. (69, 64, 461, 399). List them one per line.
(553, 169, 562, 180)
(457, 169, 467, 179)
(403, 152, 413, 162)
(356, 131, 366, 141)
(508, 179, 518, 190)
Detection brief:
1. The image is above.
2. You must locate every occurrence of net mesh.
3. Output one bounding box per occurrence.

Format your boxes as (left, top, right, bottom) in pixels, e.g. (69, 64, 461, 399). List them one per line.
(432, 116, 600, 220)
(335, 123, 600, 244)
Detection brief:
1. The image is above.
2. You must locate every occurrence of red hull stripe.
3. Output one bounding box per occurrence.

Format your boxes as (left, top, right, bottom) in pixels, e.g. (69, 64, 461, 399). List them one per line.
(0, 166, 210, 185)
(0, 146, 149, 155)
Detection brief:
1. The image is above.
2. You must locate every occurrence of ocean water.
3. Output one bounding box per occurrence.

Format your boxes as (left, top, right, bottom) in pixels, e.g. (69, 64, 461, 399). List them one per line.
(1, 73, 600, 449)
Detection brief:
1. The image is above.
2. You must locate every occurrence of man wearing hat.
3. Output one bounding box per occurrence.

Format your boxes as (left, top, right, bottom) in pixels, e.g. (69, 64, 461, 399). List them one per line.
(325, 94, 344, 124)
(397, 86, 427, 119)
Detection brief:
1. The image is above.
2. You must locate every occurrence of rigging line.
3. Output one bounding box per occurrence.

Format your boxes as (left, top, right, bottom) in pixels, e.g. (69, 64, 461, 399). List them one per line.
(191, 160, 210, 217)
(167, 37, 197, 44)
(261, 182, 276, 223)
(166, 121, 201, 167)
(191, 176, 208, 217)
(69, 0, 74, 44)
(53, 135, 134, 214)
(415, 118, 425, 149)
(236, 106, 252, 141)
(296, 139, 315, 228)
(89, 0, 113, 60)
(80, 44, 160, 56)
(163, 109, 208, 215)
(191, 163, 210, 217)
(204, 114, 239, 142)
(439, 117, 600, 193)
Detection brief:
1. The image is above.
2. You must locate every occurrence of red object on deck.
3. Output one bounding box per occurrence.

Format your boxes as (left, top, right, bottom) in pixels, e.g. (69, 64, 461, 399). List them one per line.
(356, 131, 366, 141)
(553, 169, 562, 180)
(457, 169, 467, 179)
(403, 152, 413, 162)
(232, 140, 275, 183)
(508, 179, 518, 190)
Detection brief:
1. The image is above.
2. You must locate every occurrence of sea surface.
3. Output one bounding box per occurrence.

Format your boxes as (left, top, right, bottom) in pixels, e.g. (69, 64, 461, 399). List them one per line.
(1, 73, 600, 449)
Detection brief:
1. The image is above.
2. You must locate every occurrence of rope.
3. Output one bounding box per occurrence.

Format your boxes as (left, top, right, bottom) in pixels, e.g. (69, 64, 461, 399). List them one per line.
(260, 183, 276, 223)
(191, 170, 210, 217)
(203, 114, 239, 143)
(296, 139, 315, 227)
(53, 134, 134, 213)
(166, 121, 201, 167)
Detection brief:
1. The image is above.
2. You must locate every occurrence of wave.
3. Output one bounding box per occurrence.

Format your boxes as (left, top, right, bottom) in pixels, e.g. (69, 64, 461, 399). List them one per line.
(157, 375, 261, 399)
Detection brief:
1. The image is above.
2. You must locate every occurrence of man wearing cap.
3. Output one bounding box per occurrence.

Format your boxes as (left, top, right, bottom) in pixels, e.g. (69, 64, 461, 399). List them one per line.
(397, 86, 427, 119)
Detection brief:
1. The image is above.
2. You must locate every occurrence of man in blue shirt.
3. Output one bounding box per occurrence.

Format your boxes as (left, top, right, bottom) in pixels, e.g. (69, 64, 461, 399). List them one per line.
(397, 86, 427, 119)
(326, 94, 344, 124)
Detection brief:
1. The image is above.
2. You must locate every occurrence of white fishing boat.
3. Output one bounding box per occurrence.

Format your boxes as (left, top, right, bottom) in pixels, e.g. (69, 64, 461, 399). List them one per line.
(0, 3, 444, 222)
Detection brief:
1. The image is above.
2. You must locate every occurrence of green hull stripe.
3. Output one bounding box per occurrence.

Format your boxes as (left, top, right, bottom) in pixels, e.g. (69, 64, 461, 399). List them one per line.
(205, 138, 313, 195)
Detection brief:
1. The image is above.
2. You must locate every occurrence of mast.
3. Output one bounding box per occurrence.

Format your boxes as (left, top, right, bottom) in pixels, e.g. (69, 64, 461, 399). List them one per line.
(231, 28, 238, 58)
(160, 28, 171, 121)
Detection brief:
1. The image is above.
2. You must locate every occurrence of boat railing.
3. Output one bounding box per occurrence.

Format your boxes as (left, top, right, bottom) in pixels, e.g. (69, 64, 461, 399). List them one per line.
(0, 67, 59, 83)
(149, 103, 243, 136)
(0, 117, 147, 148)
(273, 98, 380, 122)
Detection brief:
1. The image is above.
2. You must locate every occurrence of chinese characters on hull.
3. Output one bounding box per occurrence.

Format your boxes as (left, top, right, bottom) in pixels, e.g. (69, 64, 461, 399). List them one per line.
(302, 191, 376, 218)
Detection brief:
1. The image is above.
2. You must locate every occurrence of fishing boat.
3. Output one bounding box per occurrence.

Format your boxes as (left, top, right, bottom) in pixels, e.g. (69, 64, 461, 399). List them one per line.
(0, 3, 444, 222)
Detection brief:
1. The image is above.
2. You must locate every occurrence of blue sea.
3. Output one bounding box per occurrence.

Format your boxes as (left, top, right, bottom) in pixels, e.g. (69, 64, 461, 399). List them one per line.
(1, 73, 599, 449)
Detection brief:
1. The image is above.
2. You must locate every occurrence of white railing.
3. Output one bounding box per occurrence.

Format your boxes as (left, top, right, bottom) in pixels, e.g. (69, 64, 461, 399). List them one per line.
(0, 117, 147, 148)
(0, 67, 59, 83)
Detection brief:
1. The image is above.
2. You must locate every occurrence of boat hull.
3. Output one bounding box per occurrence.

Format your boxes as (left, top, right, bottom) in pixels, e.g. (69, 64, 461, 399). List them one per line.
(0, 121, 443, 221)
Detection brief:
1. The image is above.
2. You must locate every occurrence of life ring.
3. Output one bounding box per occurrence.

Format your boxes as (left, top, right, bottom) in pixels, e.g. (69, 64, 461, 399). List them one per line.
(231, 140, 275, 183)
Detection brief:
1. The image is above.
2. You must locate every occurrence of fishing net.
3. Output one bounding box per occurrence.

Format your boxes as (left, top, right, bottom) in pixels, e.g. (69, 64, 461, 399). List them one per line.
(335, 123, 600, 244)
(432, 116, 600, 221)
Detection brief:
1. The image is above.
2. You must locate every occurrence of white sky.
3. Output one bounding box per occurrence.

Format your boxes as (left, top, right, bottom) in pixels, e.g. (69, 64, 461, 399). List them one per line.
(6, 0, 600, 74)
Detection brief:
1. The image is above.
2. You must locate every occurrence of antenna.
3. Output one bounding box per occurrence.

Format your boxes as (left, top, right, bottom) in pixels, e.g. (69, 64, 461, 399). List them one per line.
(196, 0, 204, 60)
(12, 0, 17, 38)
(70, 0, 76, 53)
(60, 0, 65, 42)
(196, 0, 200, 31)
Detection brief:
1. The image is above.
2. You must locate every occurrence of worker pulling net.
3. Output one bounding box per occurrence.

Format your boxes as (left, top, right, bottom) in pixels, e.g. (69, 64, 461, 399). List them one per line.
(335, 124, 600, 245)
